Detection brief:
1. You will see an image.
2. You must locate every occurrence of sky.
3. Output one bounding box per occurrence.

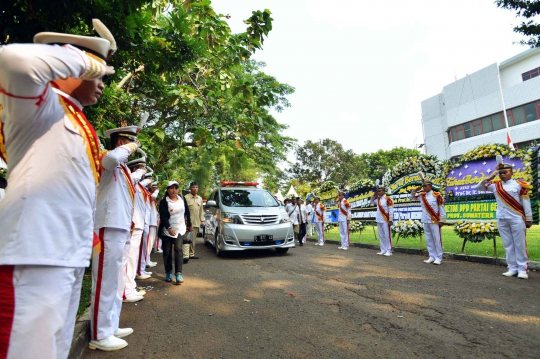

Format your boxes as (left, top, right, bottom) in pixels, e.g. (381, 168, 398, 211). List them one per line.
(211, 0, 527, 159)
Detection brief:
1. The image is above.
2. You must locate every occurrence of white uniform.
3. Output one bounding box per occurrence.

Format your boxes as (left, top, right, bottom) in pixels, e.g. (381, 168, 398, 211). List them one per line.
(410, 191, 446, 262)
(123, 172, 146, 299)
(372, 195, 395, 254)
(91, 146, 139, 341)
(146, 190, 159, 263)
(137, 180, 152, 276)
(336, 198, 352, 248)
(313, 202, 325, 245)
(306, 203, 314, 236)
(0, 43, 102, 359)
(286, 203, 300, 240)
(299, 204, 308, 243)
(476, 179, 532, 274)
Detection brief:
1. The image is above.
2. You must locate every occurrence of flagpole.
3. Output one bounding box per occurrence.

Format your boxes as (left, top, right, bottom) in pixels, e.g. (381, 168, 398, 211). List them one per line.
(496, 65, 514, 150)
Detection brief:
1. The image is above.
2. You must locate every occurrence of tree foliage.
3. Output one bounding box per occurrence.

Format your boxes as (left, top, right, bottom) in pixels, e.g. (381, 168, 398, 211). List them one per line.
(357, 147, 422, 181)
(1, 0, 295, 197)
(495, 0, 540, 47)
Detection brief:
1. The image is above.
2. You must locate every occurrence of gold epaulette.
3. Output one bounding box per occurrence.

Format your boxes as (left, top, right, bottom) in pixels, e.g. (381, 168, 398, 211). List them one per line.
(517, 180, 533, 189)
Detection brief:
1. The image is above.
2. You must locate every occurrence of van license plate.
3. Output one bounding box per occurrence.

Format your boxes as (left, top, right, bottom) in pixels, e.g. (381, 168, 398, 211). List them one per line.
(255, 235, 273, 241)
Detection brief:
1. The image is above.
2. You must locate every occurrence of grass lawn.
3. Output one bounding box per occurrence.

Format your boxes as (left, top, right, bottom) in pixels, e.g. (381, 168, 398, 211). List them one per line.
(319, 224, 540, 262)
(77, 266, 92, 317)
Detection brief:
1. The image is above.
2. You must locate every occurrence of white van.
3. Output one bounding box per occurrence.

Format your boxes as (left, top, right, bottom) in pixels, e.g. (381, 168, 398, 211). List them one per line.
(204, 182, 295, 256)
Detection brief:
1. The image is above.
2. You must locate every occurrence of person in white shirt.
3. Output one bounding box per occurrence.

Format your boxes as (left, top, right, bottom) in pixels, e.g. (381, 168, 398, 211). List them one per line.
(410, 180, 446, 265)
(145, 181, 159, 268)
(306, 200, 314, 237)
(89, 125, 143, 352)
(475, 160, 533, 279)
(298, 198, 308, 245)
(313, 196, 326, 246)
(286, 197, 301, 245)
(371, 185, 394, 256)
(0, 20, 115, 359)
(158, 181, 193, 284)
(335, 191, 352, 250)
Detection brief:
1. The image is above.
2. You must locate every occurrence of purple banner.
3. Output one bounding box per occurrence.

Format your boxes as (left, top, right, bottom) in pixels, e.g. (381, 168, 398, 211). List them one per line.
(445, 156, 526, 197)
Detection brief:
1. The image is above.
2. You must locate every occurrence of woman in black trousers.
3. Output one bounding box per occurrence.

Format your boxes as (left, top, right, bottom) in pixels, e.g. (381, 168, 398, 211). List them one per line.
(158, 181, 192, 285)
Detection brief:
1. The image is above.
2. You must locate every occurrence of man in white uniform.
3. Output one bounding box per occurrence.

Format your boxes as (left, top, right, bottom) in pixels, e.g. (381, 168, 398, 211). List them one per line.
(313, 196, 326, 246)
(475, 162, 533, 279)
(410, 181, 446, 264)
(0, 21, 114, 359)
(336, 191, 352, 250)
(123, 157, 148, 301)
(136, 173, 153, 280)
(89, 126, 143, 351)
(145, 182, 159, 268)
(306, 200, 314, 237)
(371, 185, 394, 256)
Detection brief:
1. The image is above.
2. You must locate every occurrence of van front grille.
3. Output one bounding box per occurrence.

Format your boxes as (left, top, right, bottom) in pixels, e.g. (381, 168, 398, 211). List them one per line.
(241, 214, 279, 224)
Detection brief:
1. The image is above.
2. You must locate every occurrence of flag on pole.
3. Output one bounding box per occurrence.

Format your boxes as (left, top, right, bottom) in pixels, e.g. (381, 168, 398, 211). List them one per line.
(507, 132, 515, 150)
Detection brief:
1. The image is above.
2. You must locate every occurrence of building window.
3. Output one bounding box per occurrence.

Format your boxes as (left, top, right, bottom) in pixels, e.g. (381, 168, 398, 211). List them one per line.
(447, 100, 540, 143)
(522, 67, 540, 81)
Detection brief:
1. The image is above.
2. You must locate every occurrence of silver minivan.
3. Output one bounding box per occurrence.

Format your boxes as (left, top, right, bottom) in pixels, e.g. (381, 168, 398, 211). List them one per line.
(204, 183, 294, 256)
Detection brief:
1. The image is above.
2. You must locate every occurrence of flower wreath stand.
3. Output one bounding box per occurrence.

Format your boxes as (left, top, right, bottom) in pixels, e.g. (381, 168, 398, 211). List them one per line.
(454, 221, 499, 258)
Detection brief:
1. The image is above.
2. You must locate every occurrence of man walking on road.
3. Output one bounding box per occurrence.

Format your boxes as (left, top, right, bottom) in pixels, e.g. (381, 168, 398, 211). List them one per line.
(286, 197, 301, 245)
(475, 158, 533, 279)
(184, 181, 205, 263)
(336, 191, 352, 250)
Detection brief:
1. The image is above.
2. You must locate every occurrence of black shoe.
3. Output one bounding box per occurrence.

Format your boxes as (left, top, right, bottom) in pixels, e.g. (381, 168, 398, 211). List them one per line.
(183, 258, 189, 264)
(189, 256, 199, 259)
(299, 242, 303, 246)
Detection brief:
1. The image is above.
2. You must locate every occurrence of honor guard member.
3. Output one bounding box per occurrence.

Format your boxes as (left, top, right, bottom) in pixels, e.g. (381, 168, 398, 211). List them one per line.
(145, 181, 159, 268)
(411, 179, 446, 264)
(123, 153, 148, 301)
(136, 172, 153, 280)
(184, 181, 205, 263)
(313, 196, 326, 246)
(336, 191, 352, 250)
(90, 125, 143, 351)
(371, 182, 394, 256)
(0, 20, 115, 359)
(475, 156, 533, 279)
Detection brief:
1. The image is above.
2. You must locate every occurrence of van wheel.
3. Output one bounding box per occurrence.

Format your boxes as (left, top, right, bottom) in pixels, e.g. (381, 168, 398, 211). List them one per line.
(275, 248, 289, 254)
(214, 233, 223, 257)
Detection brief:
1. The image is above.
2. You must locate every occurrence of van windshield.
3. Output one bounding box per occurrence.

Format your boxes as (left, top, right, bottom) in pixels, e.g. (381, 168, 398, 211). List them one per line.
(221, 189, 279, 207)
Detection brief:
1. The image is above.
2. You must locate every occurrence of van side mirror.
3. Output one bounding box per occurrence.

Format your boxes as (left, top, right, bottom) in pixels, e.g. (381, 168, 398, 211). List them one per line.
(207, 200, 217, 207)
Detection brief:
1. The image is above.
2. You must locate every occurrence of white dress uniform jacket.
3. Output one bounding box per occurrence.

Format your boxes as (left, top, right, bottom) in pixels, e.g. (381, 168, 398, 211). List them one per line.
(313, 203, 325, 223)
(94, 148, 143, 231)
(410, 191, 446, 223)
(150, 189, 159, 227)
(372, 196, 395, 223)
(337, 198, 352, 222)
(132, 175, 147, 230)
(0, 44, 101, 267)
(475, 179, 532, 221)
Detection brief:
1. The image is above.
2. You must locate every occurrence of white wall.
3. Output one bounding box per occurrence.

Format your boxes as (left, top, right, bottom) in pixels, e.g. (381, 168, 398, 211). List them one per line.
(500, 49, 540, 89)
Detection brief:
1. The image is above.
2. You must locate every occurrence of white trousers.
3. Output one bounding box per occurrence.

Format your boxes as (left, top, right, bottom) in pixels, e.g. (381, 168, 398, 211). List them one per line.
(377, 222, 393, 254)
(146, 226, 157, 262)
(0, 265, 84, 359)
(498, 218, 529, 273)
(91, 227, 131, 340)
(124, 227, 143, 298)
(307, 221, 314, 236)
(155, 233, 162, 251)
(423, 223, 443, 261)
(314, 222, 324, 244)
(138, 225, 149, 275)
(339, 221, 350, 248)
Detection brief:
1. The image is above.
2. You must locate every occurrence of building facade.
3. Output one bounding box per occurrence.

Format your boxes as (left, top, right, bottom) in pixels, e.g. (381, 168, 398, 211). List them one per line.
(421, 48, 540, 160)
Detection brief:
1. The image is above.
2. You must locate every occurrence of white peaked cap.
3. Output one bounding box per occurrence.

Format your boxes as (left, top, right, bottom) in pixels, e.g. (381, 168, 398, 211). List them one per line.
(127, 157, 146, 167)
(104, 125, 138, 139)
(167, 181, 180, 187)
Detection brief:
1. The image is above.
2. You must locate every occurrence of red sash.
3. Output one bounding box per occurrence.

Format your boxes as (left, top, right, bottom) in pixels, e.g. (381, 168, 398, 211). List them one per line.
(315, 204, 325, 221)
(339, 199, 350, 217)
(0, 116, 6, 163)
(495, 181, 526, 220)
(420, 194, 440, 223)
(59, 96, 101, 185)
(377, 196, 391, 222)
(120, 164, 136, 205)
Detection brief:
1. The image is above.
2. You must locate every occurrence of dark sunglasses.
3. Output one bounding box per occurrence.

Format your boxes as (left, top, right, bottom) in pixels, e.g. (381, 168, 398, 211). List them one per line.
(498, 170, 508, 175)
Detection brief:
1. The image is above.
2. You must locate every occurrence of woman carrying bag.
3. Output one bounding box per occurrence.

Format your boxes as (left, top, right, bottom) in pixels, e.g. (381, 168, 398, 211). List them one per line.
(158, 181, 192, 285)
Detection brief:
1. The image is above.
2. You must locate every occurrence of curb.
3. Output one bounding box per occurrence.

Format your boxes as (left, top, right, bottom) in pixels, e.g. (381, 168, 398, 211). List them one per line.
(68, 307, 90, 359)
(306, 237, 540, 271)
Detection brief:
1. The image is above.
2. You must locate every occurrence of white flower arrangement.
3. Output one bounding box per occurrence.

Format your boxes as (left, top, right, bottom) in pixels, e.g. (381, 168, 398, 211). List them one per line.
(349, 179, 374, 192)
(349, 221, 364, 233)
(390, 220, 424, 239)
(454, 221, 499, 243)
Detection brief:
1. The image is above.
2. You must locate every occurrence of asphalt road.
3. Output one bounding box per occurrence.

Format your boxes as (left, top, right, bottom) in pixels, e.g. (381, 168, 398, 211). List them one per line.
(84, 239, 540, 359)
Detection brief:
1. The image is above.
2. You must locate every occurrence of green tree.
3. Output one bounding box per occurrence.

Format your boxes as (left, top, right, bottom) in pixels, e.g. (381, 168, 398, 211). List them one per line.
(495, 0, 540, 47)
(358, 147, 421, 181)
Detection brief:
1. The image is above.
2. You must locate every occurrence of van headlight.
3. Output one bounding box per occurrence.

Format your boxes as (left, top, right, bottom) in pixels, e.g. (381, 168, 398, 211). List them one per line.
(222, 213, 243, 224)
(279, 212, 290, 224)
